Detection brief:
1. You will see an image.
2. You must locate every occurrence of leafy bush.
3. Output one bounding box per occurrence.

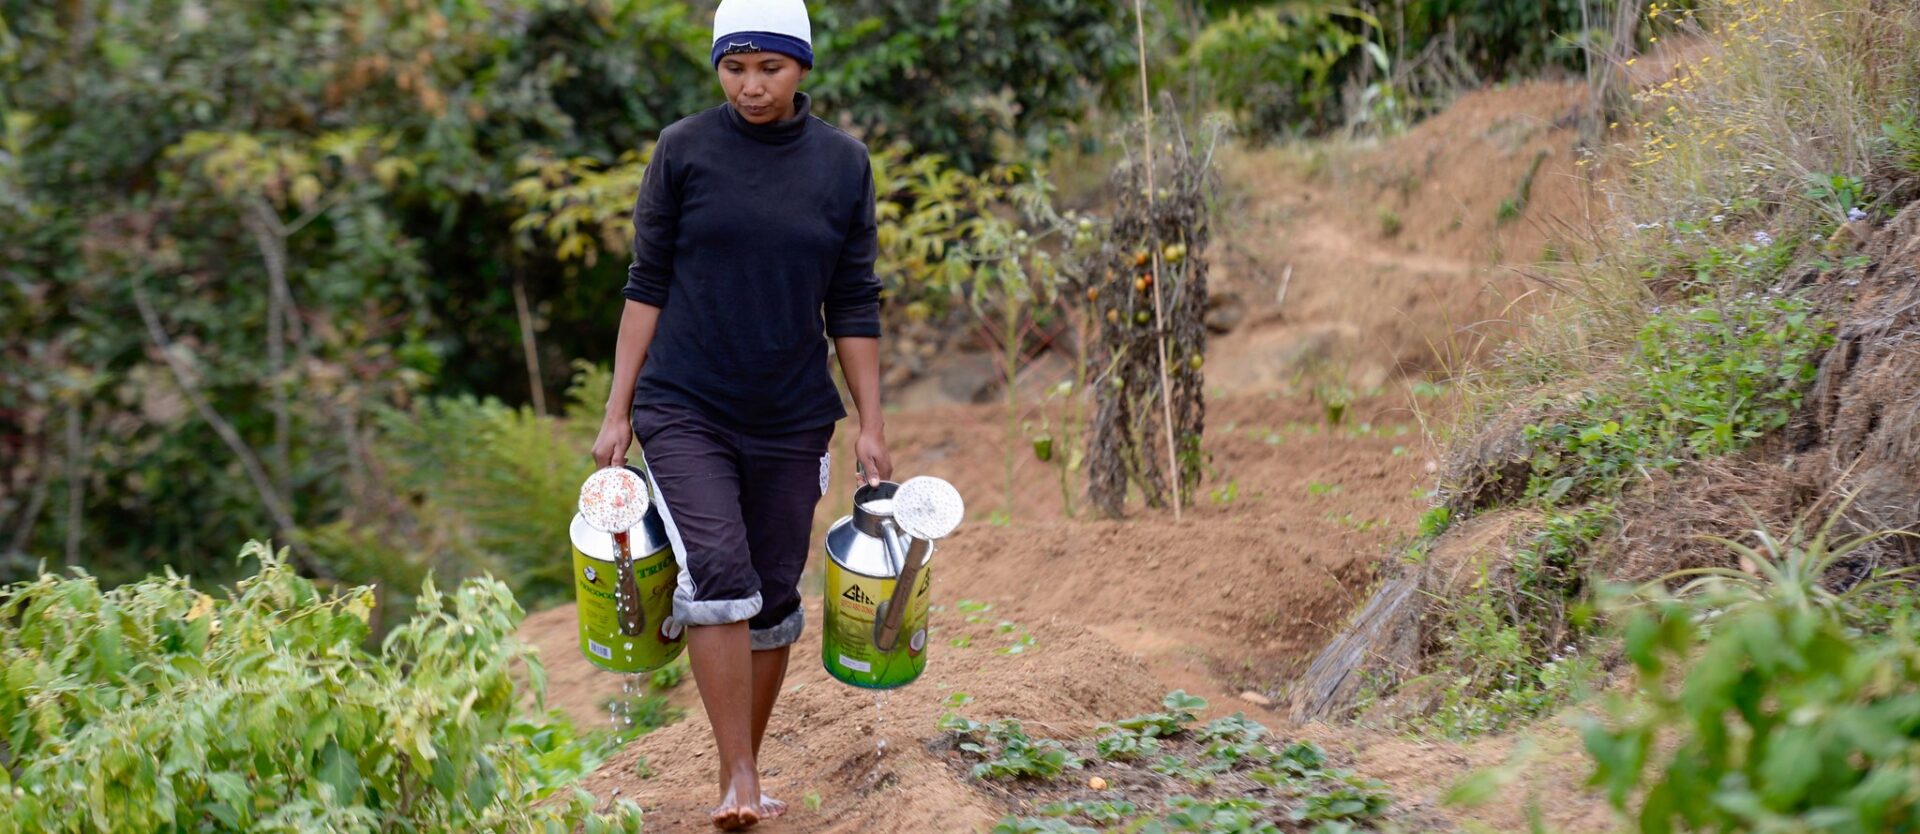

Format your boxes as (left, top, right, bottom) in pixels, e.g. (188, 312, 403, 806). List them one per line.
(1183, 5, 1382, 141)
(1582, 510, 1920, 832)
(1522, 293, 1832, 504)
(0, 543, 637, 833)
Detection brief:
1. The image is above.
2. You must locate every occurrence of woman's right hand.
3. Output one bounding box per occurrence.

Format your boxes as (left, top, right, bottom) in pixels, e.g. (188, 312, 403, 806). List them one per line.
(591, 413, 634, 469)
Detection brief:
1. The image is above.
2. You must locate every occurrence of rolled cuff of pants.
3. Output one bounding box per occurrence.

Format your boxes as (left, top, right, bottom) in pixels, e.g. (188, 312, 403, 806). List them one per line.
(750, 607, 805, 650)
(674, 591, 763, 627)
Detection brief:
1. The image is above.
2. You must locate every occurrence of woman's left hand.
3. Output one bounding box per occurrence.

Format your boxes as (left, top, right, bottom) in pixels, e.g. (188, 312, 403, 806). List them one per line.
(856, 428, 892, 486)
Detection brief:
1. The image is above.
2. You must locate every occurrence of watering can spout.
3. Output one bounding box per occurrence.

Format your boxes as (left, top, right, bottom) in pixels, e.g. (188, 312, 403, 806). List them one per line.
(872, 530, 931, 652)
(869, 477, 964, 653)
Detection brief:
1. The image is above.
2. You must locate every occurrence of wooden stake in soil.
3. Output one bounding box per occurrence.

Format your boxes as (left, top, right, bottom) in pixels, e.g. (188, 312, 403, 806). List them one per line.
(1133, 0, 1182, 520)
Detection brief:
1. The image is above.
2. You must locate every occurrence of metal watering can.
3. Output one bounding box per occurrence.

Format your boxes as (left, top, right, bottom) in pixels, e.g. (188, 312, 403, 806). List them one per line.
(572, 465, 685, 674)
(822, 476, 964, 689)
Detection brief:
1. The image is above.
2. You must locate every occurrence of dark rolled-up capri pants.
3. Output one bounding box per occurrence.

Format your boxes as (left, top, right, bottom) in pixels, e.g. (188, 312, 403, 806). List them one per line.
(633, 402, 834, 650)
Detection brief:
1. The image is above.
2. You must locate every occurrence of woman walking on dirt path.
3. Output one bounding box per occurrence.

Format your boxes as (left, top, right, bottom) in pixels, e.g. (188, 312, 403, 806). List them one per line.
(589, 0, 891, 828)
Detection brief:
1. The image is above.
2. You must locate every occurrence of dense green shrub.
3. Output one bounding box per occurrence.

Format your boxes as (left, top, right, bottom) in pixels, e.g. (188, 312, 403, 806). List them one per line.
(1584, 512, 1920, 832)
(0, 542, 638, 833)
(1182, 5, 1381, 141)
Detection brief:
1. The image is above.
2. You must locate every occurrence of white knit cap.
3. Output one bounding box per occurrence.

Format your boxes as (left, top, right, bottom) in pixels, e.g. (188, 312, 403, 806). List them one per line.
(712, 0, 813, 48)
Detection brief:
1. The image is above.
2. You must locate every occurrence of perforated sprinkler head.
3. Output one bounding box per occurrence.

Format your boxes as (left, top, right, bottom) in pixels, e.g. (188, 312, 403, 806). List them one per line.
(578, 466, 650, 533)
(891, 476, 964, 541)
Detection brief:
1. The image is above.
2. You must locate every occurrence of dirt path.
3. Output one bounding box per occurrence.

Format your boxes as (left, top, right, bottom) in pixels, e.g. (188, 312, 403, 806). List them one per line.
(528, 81, 1618, 832)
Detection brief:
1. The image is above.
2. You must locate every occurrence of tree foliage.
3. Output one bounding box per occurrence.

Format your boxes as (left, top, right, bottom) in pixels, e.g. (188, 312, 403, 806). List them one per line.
(0, 0, 710, 585)
(811, 0, 1136, 171)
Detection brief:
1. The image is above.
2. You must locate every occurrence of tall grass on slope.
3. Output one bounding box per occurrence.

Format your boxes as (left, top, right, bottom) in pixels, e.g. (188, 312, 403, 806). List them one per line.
(1473, 0, 1920, 398)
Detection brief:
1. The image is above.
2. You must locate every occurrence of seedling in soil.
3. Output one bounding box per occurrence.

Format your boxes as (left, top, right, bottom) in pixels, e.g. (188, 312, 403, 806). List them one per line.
(993, 818, 1096, 834)
(1306, 482, 1343, 498)
(1000, 633, 1038, 655)
(1038, 799, 1141, 825)
(1150, 754, 1226, 785)
(963, 720, 1085, 780)
(938, 712, 988, 735)
(1095, 728, 1163, 761)
(648, 657, 688, 690)
(1209, 480, 1241, 505)
(803, 792, 823, 812)
(1196, 714, 1267, 744)
(1293, 783, 1391, 823)
(1326, 512, 1388, 532)
(1114, 690, 1210, 737)
(945, 692, 975, 709)
(1161, 797, 1281, 833)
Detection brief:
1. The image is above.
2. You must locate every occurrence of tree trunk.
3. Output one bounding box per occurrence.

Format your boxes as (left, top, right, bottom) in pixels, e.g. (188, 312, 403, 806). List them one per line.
(64, 400, 85, 566)
(512, 272, 548, 416)
(244, 201, 295, 494)
(134, 281, 328, 580)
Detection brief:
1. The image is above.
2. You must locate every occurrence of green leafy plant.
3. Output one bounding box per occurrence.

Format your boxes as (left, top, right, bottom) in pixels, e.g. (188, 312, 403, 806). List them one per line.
(1039, 799, 1142, 825)
(1804, 171, 1868, 217)
(1522, 293, 1833, 503)
(1582, 505, 1920, 832)
(1114, 690, 1211, 737)
(0, 543, 638, 832)
(1378, 208, 1403, 238)
(962, 720, 1086, 781)
(649, 656, 689, 690)
(1096, 728, 1164, 761)
(1196, 713, 1269, 746)
(1293, 783, 1392, 824)
(1884, 103, 1920, 175)
(1152, 796, 1282, 833)
(1183, 5, 1382, 141)
(1150, 754, 1227, 785)
(993, 817, 1098, 834)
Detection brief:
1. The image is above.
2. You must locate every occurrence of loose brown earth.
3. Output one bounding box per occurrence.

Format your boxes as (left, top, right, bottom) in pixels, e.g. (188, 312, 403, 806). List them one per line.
(520, 81, 1623, 832)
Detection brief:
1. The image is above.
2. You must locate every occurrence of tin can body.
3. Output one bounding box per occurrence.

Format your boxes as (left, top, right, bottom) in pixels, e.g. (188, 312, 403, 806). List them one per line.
(570, 511, 684, 674)
(821, 515, 932, 689)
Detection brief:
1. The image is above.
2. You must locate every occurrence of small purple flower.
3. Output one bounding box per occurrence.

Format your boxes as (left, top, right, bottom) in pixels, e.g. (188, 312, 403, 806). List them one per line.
(1752, 231, 1774, 246)
(1849, 207, 1868, 222)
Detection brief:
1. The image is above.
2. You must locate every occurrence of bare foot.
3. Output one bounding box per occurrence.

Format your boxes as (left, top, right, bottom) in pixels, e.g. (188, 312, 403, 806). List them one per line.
(709, 805, 759, 831)
(759, 795, 789, 819)
(711, 765, 762, 830)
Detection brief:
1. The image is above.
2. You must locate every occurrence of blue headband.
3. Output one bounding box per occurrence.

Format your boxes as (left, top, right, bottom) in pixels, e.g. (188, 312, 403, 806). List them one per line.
(711, 31, 814, 68)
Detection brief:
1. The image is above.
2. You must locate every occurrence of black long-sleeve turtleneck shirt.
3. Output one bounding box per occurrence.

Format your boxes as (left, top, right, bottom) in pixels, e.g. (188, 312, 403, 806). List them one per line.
(623, 92, 881, 434)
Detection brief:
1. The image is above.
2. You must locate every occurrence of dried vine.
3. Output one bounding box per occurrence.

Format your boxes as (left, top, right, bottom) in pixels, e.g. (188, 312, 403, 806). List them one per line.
(1085, 104, 1222, 517)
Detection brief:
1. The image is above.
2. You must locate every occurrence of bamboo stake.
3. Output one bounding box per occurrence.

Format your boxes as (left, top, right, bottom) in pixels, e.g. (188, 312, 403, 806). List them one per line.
(1133, 0, 1182, 520)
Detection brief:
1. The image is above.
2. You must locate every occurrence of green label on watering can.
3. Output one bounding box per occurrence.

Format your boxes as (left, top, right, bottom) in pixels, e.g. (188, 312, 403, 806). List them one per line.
(570, 513, 684, 674)
(822, 556, 931, 689)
